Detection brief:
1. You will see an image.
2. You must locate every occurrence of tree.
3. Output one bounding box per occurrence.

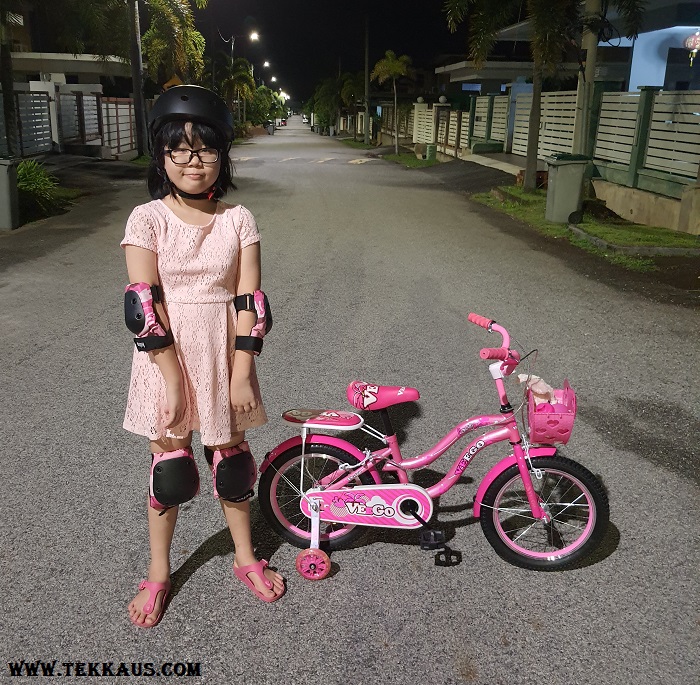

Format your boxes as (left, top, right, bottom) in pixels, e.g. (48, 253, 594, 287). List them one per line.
(1, 1, 22, 156)
(313, 76, 343, 133)
(370, 50, 412, 155)
(444, 0, 644, 191)
(341, 71, 365, 141)
(217, 57, 255, 124)
(247, 86, 285, 126)
(141, 0, 206, 83)
(132, 0, 208, 154)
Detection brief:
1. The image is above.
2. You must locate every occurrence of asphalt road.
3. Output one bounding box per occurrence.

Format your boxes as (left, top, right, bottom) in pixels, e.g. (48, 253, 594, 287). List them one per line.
(0, 116, 698, 685)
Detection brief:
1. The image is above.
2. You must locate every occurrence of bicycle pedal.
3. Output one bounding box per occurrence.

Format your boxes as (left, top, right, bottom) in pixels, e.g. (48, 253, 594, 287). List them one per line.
(435, 545, 463, 567)
(419, 529, 445, 550)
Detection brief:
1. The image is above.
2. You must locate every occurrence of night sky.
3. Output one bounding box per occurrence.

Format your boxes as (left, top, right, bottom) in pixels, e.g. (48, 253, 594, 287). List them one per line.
(193, 0, 468, 103)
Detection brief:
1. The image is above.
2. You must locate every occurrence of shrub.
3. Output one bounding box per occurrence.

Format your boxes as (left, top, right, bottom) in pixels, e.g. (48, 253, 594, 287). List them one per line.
(16, 160, 63, 215)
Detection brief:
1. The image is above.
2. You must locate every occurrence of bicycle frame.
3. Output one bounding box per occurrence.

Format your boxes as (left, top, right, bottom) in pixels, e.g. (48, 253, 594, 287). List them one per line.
(260, 412, 555, 521)
(260, 319, 556, 523)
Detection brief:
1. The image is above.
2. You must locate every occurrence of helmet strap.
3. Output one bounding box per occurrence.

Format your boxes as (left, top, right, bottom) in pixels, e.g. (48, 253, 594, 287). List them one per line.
(172, 185, 217, 201)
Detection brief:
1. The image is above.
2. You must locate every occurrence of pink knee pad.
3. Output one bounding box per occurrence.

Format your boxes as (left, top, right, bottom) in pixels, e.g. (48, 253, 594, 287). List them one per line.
(211, 442, 257, 503)
(149, 447, 200, 510)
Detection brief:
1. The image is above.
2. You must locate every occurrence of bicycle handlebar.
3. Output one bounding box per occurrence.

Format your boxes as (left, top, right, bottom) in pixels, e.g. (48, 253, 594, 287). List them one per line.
(468, 312, 511, 349)
(479, 347, 509, 360)
(467, 313, 492, 329)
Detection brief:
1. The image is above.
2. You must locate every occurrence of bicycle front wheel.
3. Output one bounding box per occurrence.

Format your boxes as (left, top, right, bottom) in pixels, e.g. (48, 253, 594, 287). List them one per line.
(480, 455, 609, 571)
(258, 443, 376, 550)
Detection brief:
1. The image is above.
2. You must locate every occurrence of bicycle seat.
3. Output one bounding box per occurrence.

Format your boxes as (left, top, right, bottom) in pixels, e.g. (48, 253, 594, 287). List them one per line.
(346, 381, 420, 411)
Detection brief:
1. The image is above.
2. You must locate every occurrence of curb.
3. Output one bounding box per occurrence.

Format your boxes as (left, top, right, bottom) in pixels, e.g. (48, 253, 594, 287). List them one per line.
(566, 223, 700, 257)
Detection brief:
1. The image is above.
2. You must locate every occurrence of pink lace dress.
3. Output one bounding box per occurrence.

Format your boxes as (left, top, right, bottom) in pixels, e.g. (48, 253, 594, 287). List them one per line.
(120, 199, 267, 445)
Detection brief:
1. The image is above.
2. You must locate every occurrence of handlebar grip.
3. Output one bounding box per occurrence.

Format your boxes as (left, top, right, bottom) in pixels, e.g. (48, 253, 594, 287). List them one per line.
(480, 347, 509, 360)
(468, 313, 493, 329)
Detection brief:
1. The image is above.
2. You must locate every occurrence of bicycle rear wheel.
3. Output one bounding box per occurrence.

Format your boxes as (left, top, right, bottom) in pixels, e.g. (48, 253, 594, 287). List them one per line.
(480, 455, 609, 570)
(258, 443, 376, 550)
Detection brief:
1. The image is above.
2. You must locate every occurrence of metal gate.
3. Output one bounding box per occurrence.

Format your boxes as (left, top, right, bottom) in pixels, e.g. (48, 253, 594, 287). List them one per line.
(0, 91, 53, 157)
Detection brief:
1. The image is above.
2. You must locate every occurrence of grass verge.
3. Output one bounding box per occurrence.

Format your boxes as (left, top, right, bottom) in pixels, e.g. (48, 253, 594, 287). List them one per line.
(19, 186, 83, 225)
(384, 153, 440, 169)
(130, 155, 151, 167)
(472, 185, 700, 272)
(339, 139, 375, 150)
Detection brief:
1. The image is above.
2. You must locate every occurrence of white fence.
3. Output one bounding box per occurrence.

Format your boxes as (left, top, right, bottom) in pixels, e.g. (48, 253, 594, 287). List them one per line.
(415, 108, 434, 144)
(644, 90, 700, 179)
(101, 98, 136, 156)
(593, 92, 640, 166)
(512, 91, 577, 158)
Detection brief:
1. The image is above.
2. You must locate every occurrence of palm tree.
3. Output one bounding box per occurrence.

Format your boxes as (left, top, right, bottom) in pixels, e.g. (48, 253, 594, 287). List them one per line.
(218, 57, 255, 124)
(341, 71, 365, 141)
(444, 0, 645, 191)
(370, 50, 413, 155)
(131, 0, 208, 154)
(141, 0, 206, 83)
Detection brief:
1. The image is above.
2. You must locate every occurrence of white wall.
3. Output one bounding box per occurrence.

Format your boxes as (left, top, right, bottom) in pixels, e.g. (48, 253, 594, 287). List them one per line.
(628, 27, 698, 91)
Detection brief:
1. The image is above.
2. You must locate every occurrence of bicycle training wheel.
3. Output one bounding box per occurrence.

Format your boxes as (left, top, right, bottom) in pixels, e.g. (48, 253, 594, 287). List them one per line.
(480, 455, 609, 571)
(258, 443, 376, 550)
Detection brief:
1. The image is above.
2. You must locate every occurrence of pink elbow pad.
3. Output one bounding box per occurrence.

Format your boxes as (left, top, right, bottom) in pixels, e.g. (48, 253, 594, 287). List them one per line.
(124, 282, 173, 351)
(234, 290, 272, 355)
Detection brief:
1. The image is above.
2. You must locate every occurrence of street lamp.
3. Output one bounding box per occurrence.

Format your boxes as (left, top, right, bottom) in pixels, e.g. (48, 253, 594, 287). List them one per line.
(253, 60, 270, 86)
(271, 76, 277, 83)
(218, 29, 259, 67)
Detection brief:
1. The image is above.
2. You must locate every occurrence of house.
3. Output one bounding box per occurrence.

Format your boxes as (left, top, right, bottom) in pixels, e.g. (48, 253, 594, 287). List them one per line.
(435, 0, 700, 94)
(427, 1, 700, 234)
(2, 7, 132, 156)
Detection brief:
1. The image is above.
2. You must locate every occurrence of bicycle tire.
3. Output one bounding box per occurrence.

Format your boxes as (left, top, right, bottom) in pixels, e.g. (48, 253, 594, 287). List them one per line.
(258, 443, 377, 550)
(480, 455, 609, 571)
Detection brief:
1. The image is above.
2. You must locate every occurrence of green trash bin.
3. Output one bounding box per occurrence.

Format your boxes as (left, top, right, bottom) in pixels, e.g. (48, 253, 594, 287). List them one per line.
(544, 154, 589, 223)
(425, 143, 437, 160)
(0, 158, 19, 231)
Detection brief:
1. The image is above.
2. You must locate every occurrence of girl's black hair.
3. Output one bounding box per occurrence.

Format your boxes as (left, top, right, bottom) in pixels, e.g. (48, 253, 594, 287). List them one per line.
(147, 120, 236, 200)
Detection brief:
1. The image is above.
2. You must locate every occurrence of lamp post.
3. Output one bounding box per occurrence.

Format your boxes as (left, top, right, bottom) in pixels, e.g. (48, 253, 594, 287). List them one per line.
(218, 29, 259, 69)
(217, 30, 259, 123)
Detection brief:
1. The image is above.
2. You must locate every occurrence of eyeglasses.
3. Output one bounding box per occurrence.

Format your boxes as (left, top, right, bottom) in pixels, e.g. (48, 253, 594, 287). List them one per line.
(164, 148, 220, 165)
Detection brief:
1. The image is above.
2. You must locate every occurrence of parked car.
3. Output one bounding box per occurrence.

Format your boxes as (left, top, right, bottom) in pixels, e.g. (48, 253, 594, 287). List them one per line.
(302, 115, 308, 124)
(280, 118, 287, 126)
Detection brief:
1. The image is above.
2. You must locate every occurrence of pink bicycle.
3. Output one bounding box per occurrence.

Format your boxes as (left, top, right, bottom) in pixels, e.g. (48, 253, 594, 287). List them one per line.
(258, 313, 609, 580)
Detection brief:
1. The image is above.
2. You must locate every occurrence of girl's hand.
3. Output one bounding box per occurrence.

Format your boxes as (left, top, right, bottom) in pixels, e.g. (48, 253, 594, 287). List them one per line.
(230, 370, 258, 414)
(164, 382, 186, 428)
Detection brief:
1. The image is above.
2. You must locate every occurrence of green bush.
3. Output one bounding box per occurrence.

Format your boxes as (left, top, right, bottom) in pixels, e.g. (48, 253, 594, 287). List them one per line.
(17, 160, 63, 215)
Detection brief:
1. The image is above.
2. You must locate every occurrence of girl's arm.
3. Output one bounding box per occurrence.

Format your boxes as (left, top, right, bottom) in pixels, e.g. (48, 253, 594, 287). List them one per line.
(125, 245, 185, 428)
(230, 242, 261, 412)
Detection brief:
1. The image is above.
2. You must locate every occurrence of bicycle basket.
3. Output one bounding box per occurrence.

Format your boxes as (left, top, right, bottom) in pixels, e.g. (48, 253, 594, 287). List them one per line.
(527, 380, 577, 445)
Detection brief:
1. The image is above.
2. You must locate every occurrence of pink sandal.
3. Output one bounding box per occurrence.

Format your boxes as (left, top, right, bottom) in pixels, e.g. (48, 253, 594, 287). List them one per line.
(129, 579, 171, 628)
(233, 560, 285, 603)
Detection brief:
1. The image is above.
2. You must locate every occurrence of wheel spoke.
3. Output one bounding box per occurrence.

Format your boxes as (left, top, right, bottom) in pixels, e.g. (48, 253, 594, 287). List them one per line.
(487, 464, 600, 563)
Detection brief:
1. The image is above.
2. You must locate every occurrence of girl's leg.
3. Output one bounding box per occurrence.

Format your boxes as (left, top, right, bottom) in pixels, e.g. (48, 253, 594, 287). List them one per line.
(208, 432, 284, 599)
(128, 434, 192, 626)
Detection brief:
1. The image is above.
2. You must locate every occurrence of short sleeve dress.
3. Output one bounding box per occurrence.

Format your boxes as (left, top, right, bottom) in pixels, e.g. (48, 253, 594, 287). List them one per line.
(120, 199, 267, 446)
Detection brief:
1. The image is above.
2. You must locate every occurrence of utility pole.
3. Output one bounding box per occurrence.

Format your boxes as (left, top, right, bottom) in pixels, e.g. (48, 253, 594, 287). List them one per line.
(128, 0, 147, 156)
(364, 15, 370, 145)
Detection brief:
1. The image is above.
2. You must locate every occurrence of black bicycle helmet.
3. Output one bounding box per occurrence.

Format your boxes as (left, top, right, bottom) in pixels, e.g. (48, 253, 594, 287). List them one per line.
(148, 85, 234, 142)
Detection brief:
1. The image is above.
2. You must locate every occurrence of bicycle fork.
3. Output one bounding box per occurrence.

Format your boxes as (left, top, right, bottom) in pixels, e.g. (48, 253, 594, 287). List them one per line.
(513, 443, 548, 521)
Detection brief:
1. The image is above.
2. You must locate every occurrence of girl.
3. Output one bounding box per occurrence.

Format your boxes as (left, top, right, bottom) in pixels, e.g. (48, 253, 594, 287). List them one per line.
(121, 85, 285, 628)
